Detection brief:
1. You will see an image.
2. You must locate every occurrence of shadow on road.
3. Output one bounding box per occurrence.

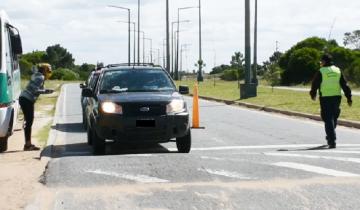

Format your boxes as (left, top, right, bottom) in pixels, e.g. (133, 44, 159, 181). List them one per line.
(51, 123, 85, 133)
(277, 145, 329, 152)
(41, 142, 175, 159)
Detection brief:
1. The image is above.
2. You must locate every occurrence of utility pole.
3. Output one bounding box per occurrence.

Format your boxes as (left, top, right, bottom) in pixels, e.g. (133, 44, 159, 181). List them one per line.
(108, 5, 131, 65)
(197, 0, 204, 82)
(240, 0, 257, 99)
(166, 0, 170, 73)
(252, 0, 258, 84)
(137, 0, 141, 64)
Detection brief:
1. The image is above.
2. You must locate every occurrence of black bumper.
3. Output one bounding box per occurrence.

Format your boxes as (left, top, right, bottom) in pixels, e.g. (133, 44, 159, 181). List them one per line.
(94, 113, 190, 143)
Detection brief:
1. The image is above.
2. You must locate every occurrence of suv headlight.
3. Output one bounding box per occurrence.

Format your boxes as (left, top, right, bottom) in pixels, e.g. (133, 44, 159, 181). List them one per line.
(166, 99, 185, 114)
(101, 102, 123, 114)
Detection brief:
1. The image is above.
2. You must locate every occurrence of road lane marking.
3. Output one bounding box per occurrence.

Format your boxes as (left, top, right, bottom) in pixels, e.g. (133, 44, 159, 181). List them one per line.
(272, 162, 360, 177)
(265, 152, 360, 164)
(309, 150, 360, 154)
(169, 144, 360, 152)
(86, 170, 169, 183)
(199, 168, 254, 180)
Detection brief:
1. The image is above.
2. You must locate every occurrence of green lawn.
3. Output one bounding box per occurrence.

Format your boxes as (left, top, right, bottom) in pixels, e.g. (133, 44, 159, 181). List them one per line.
(177, 79, 360, 122)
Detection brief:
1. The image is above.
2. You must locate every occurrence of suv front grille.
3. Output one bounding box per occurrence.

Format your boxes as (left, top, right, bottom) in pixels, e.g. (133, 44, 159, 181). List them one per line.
(122, 103, 166, 117)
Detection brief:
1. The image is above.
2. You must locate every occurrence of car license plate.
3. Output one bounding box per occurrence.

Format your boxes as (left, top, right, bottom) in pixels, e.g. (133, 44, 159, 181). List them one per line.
(136, 119, 156, 127)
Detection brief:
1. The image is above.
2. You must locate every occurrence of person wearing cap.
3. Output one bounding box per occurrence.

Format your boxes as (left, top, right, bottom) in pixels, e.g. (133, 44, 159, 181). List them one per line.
(19, 63, 54, 151)
(310, 54, 352, 149)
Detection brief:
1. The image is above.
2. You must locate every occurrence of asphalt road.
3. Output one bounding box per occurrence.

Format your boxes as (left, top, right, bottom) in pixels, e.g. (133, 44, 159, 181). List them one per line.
(38, 84, 360, 210)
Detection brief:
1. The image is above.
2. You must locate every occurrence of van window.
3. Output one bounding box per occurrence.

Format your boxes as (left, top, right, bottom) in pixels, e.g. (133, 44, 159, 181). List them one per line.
(4, 25, 13, 76)
(0, 19, 2, 68)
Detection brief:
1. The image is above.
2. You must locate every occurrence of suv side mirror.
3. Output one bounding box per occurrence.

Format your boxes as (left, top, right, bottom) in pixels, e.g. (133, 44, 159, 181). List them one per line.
(80, 83, 86, 89)
(82, 88, 94, 97)
(179, 86, 189, 95)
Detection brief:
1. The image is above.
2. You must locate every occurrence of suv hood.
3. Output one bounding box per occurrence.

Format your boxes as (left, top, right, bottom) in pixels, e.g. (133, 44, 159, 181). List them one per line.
(98, 91, 183, 104)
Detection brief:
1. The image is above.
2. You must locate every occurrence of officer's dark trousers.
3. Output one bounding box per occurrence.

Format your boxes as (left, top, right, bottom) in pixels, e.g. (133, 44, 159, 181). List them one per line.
(19, 97, 34, 144)
(320, 96, 341, 145)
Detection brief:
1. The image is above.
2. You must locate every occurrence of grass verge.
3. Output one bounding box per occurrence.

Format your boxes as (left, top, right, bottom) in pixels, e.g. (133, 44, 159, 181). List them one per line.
(177, 79, 360, 122)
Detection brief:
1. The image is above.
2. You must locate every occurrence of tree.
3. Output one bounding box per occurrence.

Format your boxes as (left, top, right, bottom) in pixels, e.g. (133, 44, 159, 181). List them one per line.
(282, 48, 321, 85)
(264, 64, 282, 91)
(344, 30, 360, 50)
(210, 64, 230, 75)
(347, 59, 360, 86)
(45, 44, 75, 69)
(19, 51, 47, 78)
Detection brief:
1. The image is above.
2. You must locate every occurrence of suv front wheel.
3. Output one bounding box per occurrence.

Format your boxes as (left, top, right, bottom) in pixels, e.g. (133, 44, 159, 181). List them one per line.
(176, 131, 191, 153)
(92, 129, 105, 155)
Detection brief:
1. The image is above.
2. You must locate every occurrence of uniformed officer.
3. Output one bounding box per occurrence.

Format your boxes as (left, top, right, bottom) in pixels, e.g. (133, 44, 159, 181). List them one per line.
(19, 63, 54, 151)
(310, 54, 352, 149)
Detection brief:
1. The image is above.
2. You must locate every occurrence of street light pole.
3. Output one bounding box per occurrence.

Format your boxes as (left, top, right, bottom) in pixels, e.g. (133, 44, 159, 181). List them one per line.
(109, 5, 131, 65)
(175, 7, 197, 81)
(118, 21, 136, 64)
(145, 38, 153, 63)
(171, 20, 190, 78)
(240, 0, 257, 99)
(252, 0, 258, 84)
(197, 0, 204, 82)
(138, 0, 141, 64)
(166, 0, 170, 73)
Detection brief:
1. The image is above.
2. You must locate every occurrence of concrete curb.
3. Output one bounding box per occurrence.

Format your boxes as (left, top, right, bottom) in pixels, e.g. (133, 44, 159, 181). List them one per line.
(191, 94, 360, 129)
(40, 85, 64, 162)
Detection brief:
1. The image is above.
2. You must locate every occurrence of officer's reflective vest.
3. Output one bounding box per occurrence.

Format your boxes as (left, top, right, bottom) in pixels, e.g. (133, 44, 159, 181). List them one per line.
(320, 66, 341, 97)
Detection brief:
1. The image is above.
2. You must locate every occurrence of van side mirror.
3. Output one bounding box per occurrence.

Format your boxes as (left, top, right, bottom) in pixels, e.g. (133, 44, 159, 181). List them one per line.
(10, 34, 23, 55)
(82, 88, 94, 97)
(179, 86, 189, 95)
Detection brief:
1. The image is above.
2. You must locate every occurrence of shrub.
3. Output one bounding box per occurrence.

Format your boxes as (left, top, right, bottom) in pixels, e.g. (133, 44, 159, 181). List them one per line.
(220, 69, 240, 81)
(50, 68, 79, 81)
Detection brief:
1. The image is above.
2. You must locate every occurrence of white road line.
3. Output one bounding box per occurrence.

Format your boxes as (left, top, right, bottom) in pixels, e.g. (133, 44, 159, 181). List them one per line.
(272, 162, 360, 177)
(169, 144, 360, 152)
(265, 152, 360, 164)
(86, 170, 169, 183)
(199, 168, 254, 180)
(200, 156, 227, 161)
(309, 150, 360, 154)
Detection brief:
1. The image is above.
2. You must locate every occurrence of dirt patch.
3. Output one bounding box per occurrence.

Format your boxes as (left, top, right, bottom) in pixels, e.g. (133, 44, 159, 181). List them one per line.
(0, 94, 57, 210)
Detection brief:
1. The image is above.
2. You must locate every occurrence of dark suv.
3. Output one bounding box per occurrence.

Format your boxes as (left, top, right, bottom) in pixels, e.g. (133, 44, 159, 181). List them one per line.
(82, 64, 191, 155)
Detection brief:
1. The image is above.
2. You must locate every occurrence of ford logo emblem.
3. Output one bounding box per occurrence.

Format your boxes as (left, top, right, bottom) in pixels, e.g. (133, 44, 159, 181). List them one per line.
(140, 107, 150, 112)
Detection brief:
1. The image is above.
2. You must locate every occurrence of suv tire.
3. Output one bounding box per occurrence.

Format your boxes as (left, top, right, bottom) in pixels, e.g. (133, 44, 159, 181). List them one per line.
(87, 126, 93, 146)
(176, 131, 191, 153)
(0, 137, 8, 153)
(92, 129, 105, 155)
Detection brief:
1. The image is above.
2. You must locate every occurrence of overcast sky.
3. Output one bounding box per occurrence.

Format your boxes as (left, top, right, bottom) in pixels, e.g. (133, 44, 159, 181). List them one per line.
(1, 0, 359, 72)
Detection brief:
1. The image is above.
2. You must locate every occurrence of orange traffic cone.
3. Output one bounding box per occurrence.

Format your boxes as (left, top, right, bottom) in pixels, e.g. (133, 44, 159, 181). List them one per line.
(192, 83, 204, 129)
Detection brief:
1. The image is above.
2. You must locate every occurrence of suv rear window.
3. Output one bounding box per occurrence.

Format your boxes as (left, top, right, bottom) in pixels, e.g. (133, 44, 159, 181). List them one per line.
(100, 69, 175, 93)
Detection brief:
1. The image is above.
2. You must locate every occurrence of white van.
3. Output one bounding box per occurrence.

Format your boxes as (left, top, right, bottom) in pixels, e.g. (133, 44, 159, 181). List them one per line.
(0, 10, 23, 152)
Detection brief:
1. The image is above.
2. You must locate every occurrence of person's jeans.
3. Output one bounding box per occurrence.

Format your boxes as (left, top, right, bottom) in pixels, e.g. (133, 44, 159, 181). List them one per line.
(19, 97, 34, 143)
(320, 96, 341, 145)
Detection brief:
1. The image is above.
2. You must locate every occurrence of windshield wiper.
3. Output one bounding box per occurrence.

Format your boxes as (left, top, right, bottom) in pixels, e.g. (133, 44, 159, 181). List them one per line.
(100, 89, 128, 94)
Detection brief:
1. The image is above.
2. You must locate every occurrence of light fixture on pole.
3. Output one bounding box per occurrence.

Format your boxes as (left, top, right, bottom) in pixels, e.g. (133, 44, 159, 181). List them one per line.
(175, 6, 198, 80)
(172, 20, 190, 78)
(108, 5, 131, 65)
(118, 20, 136, 64)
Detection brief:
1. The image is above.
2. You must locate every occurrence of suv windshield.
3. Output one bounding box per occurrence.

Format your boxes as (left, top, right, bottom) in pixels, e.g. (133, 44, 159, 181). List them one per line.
(100, 69, 175, 93)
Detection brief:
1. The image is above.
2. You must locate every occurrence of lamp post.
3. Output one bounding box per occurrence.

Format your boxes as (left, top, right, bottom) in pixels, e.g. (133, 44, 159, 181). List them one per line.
(252, 0, 258, 84)
(118, 20, 136, 64)
(197, 0, 204, 82)
(108, 5, 131, 65)
(137, 0, 141, 64)
(175, 6, 198, 80)
(240, 0, 257, 99)
(145, 38, 153, 63)
(166, 0, 170, 73)
(131, 30, 145, 63)
(180, 44, 191, 80)
(171, 20, 190, 78)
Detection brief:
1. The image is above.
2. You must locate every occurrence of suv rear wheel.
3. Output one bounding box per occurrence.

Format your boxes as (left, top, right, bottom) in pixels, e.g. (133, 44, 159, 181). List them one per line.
(176, 131, 191, 153)
(92, 129, 105, 155)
